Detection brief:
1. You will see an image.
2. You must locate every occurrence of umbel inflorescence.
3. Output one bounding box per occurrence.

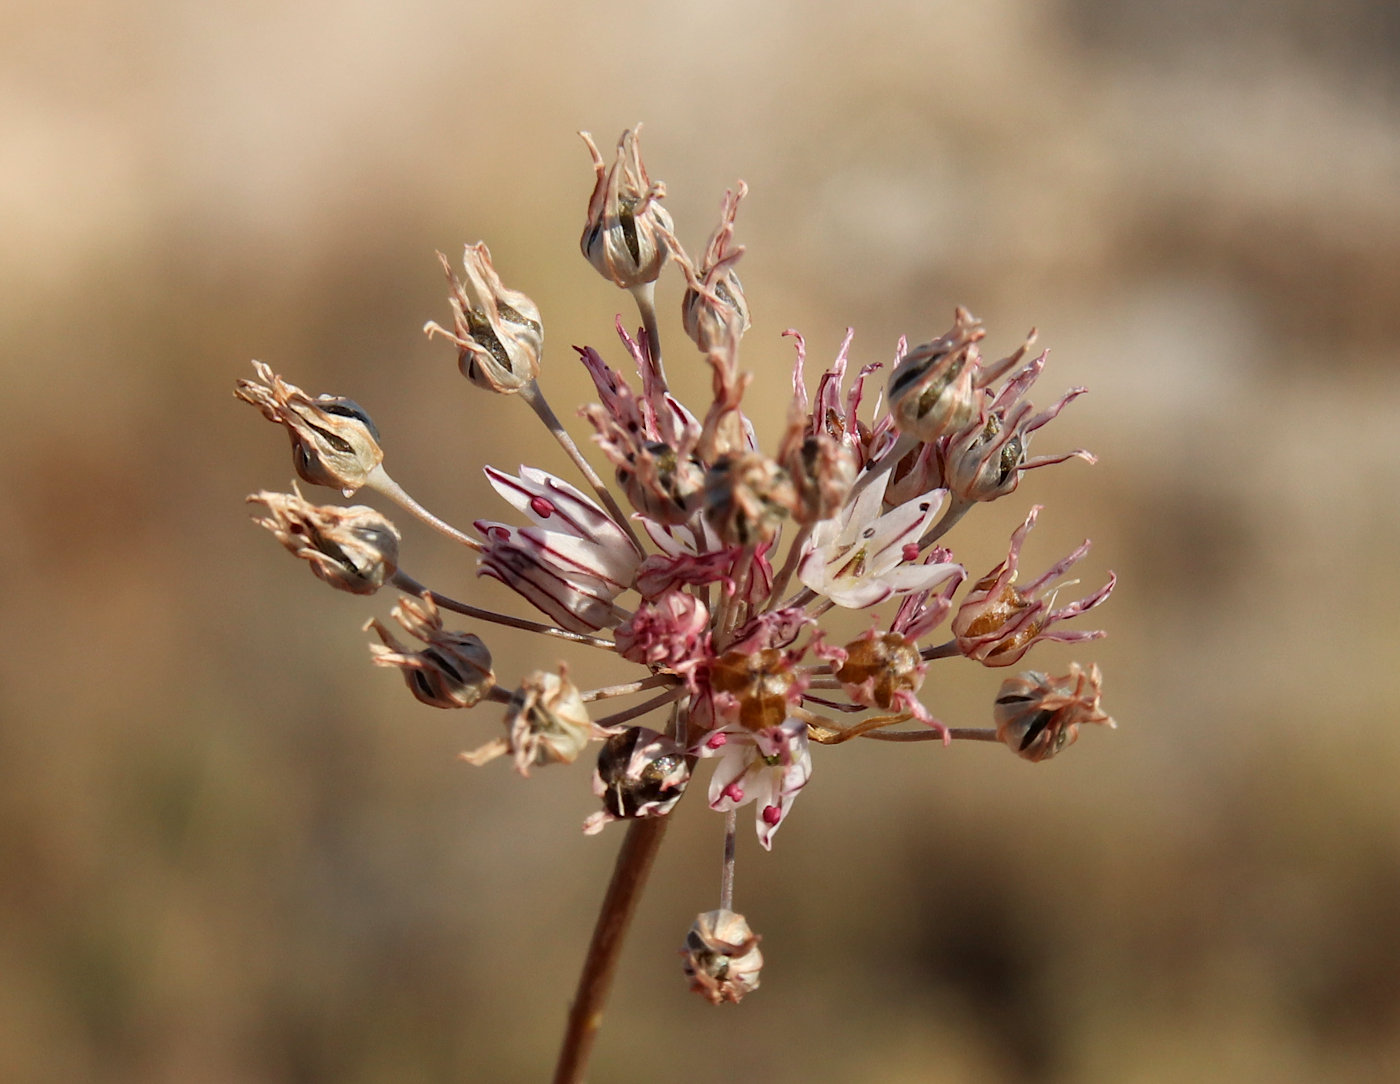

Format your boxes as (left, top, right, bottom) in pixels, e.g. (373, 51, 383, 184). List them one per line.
(237, 127, 1116, 1007)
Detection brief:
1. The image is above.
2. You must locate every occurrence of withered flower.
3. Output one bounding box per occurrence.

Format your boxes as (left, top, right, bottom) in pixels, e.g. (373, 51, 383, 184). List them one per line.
(463, 667, 594, 777)
(952, 505, 1115, 667)
(365, 593, 494, 709)
(683, 909, 763, 1005)
(247, 486, 399, 595)
(832, 630, 925, 711)
(887, 308, 1034, 444)
(994, 662, 1115, 761)
(580, 127, 674, 289)
(678, 183, 751, 355)
(424, 243, 543, 393)
(702, 452, 797, 548)
(235, 360, 384, 493)
(940, 352, 1094, 504)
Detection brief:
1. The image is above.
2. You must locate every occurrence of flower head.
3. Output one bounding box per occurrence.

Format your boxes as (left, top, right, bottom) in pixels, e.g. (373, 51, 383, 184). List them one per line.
(239, 126, 1118, 1008)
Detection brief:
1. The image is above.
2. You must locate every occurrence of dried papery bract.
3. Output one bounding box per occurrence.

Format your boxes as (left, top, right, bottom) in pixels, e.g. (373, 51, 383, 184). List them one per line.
(235, 361, 384, 493)
(365, 594, 494, 709)
(994, 663, 1115, 761)
(248, 487, 400, 595)
(424, 243, 542, 394)
(683, 909, 763, 1005)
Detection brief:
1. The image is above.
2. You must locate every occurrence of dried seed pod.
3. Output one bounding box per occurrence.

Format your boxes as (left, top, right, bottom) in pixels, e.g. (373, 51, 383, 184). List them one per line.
(580, 127, 673, 289)
(365, 594, 494, 709)
(683, 909, 763, 1005)
(248, 487, 400, 595)
(235, 361, 384, 494)
(702, 452, 797, 548)
(993, 662, 1115, 762)
(833, 631, 924, 710)
(424, 243, 543, 394)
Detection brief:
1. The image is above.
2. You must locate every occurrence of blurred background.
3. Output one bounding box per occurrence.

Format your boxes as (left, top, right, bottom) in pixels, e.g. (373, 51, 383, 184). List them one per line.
(3, 1, 1398, 1080)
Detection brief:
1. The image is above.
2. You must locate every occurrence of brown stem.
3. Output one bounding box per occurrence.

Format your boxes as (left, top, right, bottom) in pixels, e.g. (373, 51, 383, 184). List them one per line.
(552, 816, 670, 1084)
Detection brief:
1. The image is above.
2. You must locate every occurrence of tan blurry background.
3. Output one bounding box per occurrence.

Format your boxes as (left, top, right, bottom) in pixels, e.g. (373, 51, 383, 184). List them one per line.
(3, 1, 1399, 1081)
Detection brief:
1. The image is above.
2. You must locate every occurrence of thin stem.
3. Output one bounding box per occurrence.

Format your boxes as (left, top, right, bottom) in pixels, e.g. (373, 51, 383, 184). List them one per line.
(920, 640, 961, 661)
(552, 816, 670, 1084)
(766, 522, 812, 609)
(918, 496, 972, 550)
(593, 685, 689, 729)
(784, 586, 817, 610)
(720, 809, 737, 911)
(517, 380, 646, 554)
(365, 466, 483, 552)
(715, 547, 756, 648)
(630, 281, 667, 392)
(581, 673, 680, 702)
(391, 572, 617, 650)
(859, 727, 1000, 743)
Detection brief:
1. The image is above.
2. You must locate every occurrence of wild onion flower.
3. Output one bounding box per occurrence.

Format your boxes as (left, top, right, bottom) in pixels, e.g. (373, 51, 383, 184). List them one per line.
(238, 126, 1116, 1081)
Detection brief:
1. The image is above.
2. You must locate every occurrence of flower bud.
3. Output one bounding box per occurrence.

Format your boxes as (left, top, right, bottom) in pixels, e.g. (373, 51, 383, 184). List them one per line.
(424, 244, 543, 394)
(248, 487, 399, 595)
(683, 909, 763, 1005)
(580, 127, 674, 288)
(583, 726, 690, 834)
(235, 361, 384, 494)
(462, 668, 593, 776)
(993, 662, 1115, 761)
(702, 452, 797, 548)
(614, 590, 711, 674)
(365, 594, 494, 709)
